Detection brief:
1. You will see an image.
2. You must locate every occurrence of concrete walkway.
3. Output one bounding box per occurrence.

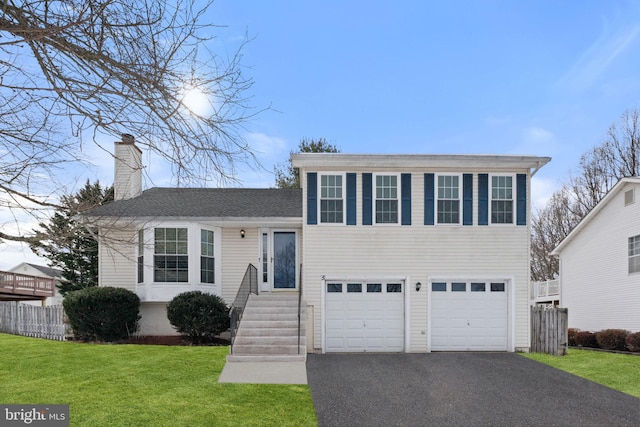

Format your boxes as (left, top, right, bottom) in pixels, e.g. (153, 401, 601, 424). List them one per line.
(218, 361, 307, 384)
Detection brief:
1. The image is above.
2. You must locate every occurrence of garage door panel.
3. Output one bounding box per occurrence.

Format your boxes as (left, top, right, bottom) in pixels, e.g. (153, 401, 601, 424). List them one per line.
(326, 315, 345, 324)
(346, 337, 364, 350)
(345, 319, 363, 329)
(431, 280, 508, 351)
(326, 280, 405, 352)
(326, 338, 344, 350)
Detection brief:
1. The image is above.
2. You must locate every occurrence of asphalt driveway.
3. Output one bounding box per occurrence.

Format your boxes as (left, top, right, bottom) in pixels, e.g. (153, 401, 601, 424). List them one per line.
(306, 353, 640, 427)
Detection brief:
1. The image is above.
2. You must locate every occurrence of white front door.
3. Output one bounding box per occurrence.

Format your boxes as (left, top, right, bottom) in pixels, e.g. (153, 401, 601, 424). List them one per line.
(258, 229, 298, 292)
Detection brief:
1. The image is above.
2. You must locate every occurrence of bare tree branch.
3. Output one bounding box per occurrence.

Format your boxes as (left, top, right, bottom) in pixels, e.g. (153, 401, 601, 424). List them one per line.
(532, 109, 640, 280)
(0, 0, 261, 243)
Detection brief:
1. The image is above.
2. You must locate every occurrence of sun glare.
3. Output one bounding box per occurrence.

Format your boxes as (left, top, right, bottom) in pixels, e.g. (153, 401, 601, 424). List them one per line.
(182, 87, 211, 116)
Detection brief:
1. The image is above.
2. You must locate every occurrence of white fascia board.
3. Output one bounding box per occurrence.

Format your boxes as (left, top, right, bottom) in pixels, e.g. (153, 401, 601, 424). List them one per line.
(291, 153, 551, 173)
(89, 216, 302, 228)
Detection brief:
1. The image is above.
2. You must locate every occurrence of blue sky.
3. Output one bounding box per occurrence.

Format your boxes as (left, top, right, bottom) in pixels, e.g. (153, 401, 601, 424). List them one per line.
(212, 1, 640, 193)
(3, 0, 640, 268)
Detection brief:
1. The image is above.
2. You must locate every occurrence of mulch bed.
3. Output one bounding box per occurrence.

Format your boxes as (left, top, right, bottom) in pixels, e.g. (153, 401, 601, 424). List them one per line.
(119, 335, 230, 346)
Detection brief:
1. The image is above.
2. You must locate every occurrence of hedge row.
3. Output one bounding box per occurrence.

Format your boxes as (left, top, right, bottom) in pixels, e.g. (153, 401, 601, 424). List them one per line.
(568, 328, 640, 352)
(64, 288, 230, 345)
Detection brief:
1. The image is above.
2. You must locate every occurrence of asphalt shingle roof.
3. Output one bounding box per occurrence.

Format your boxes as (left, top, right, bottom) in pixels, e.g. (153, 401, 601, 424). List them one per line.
(26, 264, 64, 279)
(85, 188, 302, 218)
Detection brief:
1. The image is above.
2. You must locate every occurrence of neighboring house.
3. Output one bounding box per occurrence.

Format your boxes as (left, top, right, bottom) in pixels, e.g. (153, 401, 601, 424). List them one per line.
(551, 177, 640, 332)
(8, 263, 64, 306)
(87, 136, 550, 353)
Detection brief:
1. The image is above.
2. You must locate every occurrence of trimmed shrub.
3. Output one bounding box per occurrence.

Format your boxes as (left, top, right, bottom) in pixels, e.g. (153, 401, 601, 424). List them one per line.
(595, 329, 629, 351)
(167, 291, 230, 344)
(573, 331, 598, 348)
(625, 332, 640, 352)
(567, 328, 580, 347)
(63, 286, 140, 342)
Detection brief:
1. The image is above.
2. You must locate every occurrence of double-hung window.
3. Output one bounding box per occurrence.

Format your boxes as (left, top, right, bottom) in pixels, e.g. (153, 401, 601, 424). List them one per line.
(320, 174, 344, 223)
(201, 230, 215, 283)
(154, 228, 188, 282)
(437, 175, 460, 224)
(491, 175, 514, 224)
(629, 235, 640, 274)
(375, 174, 398, 224)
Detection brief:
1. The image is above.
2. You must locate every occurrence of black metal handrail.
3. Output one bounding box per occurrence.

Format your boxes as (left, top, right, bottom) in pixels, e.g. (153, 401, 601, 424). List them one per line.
(297, 263, 303, 355)
(229, 263, 257, 354)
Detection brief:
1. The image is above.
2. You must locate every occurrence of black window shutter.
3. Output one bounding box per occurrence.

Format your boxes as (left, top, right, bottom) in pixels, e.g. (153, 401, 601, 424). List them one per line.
(401, 173, 411, 225)
(346, 173, 356, 225)
(478, 173, 488, 226)
(463, 173, 473, 226)
(362, 173, 372, 225)
(307, 172, 317, 225)
(516, 174, 527, 226)
(424, 173, 434, 225)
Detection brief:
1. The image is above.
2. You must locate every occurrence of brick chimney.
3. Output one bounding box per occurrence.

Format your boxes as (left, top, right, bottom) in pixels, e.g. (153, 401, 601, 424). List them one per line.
(114, 134, 143, 200)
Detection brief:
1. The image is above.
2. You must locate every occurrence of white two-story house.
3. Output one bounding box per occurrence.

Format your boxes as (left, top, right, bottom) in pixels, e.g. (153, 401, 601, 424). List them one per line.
(87, 136, 549, 354)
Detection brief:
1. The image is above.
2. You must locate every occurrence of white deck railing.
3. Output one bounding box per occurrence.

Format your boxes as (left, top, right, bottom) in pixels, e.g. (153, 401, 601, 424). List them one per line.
(530, 279, 560, 303)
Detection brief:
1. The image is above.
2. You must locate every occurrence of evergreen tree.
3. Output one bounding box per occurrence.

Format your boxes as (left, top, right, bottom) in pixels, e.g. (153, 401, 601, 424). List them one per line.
(30, 181, 113, 296)
(275, 138, 340, 188)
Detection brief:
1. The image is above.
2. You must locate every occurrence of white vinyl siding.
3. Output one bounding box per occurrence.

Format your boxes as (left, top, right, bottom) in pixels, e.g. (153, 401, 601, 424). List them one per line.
(300, 168, 530, 353)
(559, 183, 640, 332)
(98, 227, 137, 292)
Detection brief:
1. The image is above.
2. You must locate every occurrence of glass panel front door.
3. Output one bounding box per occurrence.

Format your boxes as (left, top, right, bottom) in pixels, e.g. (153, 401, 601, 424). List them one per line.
(273, 231, 296, 289)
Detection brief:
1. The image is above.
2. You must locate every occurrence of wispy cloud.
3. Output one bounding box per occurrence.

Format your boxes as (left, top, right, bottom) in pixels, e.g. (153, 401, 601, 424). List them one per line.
(245, 132, 288, 157)
(531, 176, 561, 210)
(557, 20, 640, 93)
(231, 132, 290, 187)
(508, 126, 556, 156)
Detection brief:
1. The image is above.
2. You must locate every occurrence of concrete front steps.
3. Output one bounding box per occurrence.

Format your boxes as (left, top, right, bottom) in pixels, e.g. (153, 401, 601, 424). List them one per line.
(227, 293, 306, 362)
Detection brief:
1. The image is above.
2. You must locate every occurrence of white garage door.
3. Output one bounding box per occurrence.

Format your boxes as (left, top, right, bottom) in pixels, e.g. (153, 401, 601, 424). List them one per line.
(325, 280, 404, 352)
(431, 281, 508, 351)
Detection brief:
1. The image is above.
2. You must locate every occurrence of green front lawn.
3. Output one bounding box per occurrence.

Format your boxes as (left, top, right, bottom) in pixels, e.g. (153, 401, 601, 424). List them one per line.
(522, 349, 640, 398)
(0, 333, 316, 426)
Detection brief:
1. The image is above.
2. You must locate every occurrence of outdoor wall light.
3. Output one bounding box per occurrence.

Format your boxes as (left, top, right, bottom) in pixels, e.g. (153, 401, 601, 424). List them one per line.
(415, 282, 422, 291)
(240, 229, 245, 238)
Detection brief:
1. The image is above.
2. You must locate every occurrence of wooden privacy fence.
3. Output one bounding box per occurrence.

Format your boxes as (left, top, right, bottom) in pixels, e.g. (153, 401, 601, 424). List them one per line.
(531, 305, 568, 356)
(0, 302, 66, 341)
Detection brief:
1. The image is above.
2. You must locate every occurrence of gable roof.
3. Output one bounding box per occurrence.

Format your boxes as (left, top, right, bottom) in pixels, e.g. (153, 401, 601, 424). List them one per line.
(9, 263, 63, 279)
(551, 177, 640, 255)
(28, 264, 64, 279)
(84, 188, 302, 219)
